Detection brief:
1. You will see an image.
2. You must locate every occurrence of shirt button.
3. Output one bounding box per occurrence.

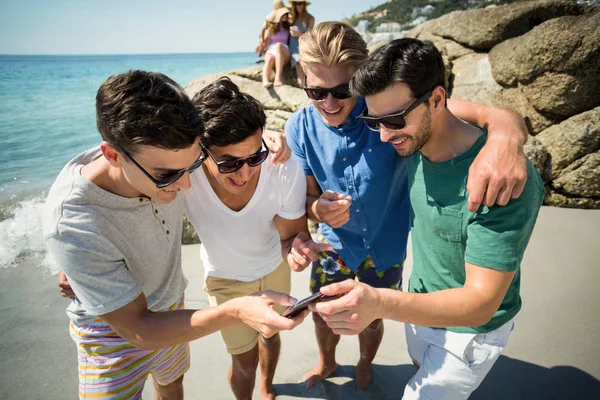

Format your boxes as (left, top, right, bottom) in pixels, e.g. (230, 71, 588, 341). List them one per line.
(362, 228, 367, 232)
(342, 157, 347, 162)
(139, 198, 144, 203)
(356, 209, 360, 213)
(166, 230, 170, 235)
(348, 185, 353, 190)
(162, 220, 165, 224)
(338, 128, 344, 133)
(366, 245, 371, 249)
(368, 148, 373, 153)
(155, 209, 158, 214)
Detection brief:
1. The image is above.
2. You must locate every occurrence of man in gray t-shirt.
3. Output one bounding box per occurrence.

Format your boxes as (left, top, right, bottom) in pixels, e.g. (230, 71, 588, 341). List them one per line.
(44, 71, 306, 399)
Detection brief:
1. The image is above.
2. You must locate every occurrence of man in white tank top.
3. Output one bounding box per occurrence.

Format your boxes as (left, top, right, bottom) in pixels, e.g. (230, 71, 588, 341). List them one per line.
(185, 76, 329, 400)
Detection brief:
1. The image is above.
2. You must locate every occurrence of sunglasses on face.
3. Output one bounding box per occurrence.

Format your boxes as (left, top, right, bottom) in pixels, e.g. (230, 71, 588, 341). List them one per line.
(303, 76, 352, 101)
(359, 89, 434, 132)
(118, 147, 207, 189)
(203, 139, 270, 174)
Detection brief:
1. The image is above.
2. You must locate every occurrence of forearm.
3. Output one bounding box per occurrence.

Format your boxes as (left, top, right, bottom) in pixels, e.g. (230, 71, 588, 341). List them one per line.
(378, 287, 495, 328)
(115, 303, 239, 350)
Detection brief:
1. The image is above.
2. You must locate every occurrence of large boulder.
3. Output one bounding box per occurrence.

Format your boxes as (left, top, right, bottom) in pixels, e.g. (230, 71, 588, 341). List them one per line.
(427, 0, 591, 50)
(492, 87, 558, 135)
(535, 107, 600, 179)
(489, 12, 600, 118)
(523, 136, 551, 182)
(450, 53, 503, 105)
(552, 152, 600, 199)
(405, 25, 474, 61)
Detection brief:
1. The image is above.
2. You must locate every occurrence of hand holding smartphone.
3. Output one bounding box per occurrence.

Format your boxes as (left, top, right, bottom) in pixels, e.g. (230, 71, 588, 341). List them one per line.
(281, 292, 341, 318)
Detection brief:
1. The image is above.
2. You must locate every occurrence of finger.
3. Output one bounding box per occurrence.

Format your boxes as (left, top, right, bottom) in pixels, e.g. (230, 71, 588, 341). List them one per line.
(320, 279, 357, 296)
(308, 242, 334, 253)
(496, 182, 514, 206)
(327, 212, 350, 228)
(483, 178, 503, 208)
(291, 247, 311, 267)
(511, 176, 526, 199)
(466, 167, 487, 213)
(321, 190, 345, 201)
(259, 290, 298, 307)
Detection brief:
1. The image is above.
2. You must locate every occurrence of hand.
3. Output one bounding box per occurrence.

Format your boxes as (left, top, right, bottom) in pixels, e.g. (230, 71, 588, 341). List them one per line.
(58, 272, 75, 299)
(314, 190, 352, 228)
(467, 136, 527, 212)
(233, 290, 308, 338)
(263, 129, 291, 164)
(311, 280, 382, 335)
(287, 232, 333, 272)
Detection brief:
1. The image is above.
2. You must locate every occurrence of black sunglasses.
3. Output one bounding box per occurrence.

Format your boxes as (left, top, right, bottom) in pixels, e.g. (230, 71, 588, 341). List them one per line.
(303, 76, 352, 101)
(359, 89, 433, 132)
(119, 147, 207, 189)
(203, 139, 270, 174)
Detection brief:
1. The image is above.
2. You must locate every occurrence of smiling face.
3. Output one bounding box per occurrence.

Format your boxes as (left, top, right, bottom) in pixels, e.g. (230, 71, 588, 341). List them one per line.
(364, 82, 432, 157)
(202, 130, 264, 196)
(304, 64, 358, 127)
(114, 138, 203, 204)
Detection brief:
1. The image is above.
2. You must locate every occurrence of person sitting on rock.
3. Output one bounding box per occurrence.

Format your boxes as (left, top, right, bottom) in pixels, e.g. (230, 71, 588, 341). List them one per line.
(254, 0, 288, 58)
(262, 6, 292, 87)
(289, 1, 315, 87)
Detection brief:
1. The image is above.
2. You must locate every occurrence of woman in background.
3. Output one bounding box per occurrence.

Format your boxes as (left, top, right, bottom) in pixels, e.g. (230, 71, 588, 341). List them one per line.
(289, 1, 315, 86)
(261, 6, 291, 88)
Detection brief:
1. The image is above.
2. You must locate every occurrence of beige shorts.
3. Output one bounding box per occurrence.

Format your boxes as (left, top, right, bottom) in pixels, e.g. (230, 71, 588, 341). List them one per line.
(204, 261, 291, 355)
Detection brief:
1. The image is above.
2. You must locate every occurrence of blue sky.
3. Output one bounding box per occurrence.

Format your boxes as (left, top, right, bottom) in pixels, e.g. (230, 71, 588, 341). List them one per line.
(0, 0, 383, 55)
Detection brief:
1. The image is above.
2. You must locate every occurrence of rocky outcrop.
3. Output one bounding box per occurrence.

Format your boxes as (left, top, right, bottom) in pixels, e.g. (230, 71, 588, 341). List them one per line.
(406, 0, 599, 208)
(411, 0, 592, 50)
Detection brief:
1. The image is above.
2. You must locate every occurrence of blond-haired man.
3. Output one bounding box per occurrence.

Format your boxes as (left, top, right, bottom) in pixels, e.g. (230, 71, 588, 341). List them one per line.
(285, 21, 530, 390)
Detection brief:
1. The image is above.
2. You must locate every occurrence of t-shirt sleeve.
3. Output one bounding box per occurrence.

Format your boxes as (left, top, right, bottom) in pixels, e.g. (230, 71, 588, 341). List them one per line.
(465, 171, 544, 271)
(285, 114, 313, 177)
(46, 232, 142, 316)
(277, 157, 307, 220)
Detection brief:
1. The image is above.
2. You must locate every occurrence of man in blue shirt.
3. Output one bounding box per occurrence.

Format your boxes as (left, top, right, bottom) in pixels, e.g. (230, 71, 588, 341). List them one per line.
(285, 22, 529, 390)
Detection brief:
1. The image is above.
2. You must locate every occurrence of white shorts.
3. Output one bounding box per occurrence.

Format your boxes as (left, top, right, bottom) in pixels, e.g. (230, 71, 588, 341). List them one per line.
(266, 43, 289, 57)
(403, 319, 514, 400)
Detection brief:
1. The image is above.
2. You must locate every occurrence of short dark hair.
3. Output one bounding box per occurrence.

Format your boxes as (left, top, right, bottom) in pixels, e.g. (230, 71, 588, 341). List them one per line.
(96, 70, 204, 154)
(350, 38, 446, 99)
(191, 77, 266, 149)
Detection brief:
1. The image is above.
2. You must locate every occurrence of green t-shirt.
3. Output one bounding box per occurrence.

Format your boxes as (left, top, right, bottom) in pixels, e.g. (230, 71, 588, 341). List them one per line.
(408, 132, 545, 333)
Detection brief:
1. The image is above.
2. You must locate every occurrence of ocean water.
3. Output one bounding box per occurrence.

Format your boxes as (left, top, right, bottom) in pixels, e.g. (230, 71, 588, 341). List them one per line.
(0, 53, 258, 267)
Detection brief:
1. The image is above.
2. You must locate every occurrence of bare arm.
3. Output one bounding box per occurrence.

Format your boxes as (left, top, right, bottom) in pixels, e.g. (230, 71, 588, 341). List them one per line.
(305, 176, 352, 228)
(306, 175, 323, 222)
(100, 291, 304, 350)
(447, 99, 529, 211)
(313, 262, 515, 335)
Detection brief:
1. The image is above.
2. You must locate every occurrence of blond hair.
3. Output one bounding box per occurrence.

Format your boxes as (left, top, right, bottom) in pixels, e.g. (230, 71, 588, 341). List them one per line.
(299, 21, 368, 70)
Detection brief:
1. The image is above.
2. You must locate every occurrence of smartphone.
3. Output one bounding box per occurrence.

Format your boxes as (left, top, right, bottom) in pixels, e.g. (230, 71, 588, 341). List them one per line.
(281, 292, 324, 318)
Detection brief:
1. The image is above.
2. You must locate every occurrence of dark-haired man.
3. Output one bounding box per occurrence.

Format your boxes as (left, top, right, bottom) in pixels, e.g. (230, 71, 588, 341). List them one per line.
(285, 21, 532, 391)
(44, 70, 306, 399)
(313, 38, 545, 399)
(184, 76, 329, 400)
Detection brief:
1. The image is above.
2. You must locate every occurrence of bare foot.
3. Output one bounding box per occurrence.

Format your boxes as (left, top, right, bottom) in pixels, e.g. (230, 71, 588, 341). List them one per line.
(302, 362, 339, 390)
(356, 359, 373, 391)
(260, 382, 275, 400)
(262, 81, 273, 88)
(273, 80, 284, 87)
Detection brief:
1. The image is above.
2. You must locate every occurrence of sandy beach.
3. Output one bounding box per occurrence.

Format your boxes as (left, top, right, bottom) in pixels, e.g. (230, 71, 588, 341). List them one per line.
(1, 205, 599, 399)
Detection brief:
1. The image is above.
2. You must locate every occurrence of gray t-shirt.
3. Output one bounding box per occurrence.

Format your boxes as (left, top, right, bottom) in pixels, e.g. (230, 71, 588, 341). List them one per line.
(43, 147, 187, 326)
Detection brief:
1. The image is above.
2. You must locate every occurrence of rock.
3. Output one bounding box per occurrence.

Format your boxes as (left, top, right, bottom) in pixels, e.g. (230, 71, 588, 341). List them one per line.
(185, 73, 309, 113)
(535, 107, 600, 178)
(265, 109, 293, 132)
(405, 29, 474, 61)
(492, 87, 557, 135)
(233, 65, 300, 88)
(429, 0, 591, 50)
(450, 53, 503, 105)
(524, 136, 551, 182)
(545, 191, 600, 209)
(182, 217, 200, 245)
(552, 152, 600, 198)
(489, 12, 600, 117)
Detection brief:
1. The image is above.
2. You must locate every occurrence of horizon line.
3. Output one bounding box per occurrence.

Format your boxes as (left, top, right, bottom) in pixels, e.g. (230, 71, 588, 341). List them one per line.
(0, 51, 256, 57)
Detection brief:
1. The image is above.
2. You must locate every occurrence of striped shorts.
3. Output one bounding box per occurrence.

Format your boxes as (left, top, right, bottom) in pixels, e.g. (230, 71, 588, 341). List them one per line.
(69, 296, 190, 399)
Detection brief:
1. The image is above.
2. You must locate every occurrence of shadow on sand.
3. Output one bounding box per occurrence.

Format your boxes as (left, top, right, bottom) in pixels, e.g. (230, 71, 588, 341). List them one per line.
(274, 356, 600, 399)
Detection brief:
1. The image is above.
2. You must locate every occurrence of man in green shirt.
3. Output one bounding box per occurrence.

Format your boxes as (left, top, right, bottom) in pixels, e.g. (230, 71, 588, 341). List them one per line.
(311, 38, 545, 399)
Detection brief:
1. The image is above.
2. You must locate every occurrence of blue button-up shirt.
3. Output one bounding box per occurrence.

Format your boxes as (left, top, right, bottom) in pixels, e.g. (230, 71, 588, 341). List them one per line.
(286, 98, 410, 272)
